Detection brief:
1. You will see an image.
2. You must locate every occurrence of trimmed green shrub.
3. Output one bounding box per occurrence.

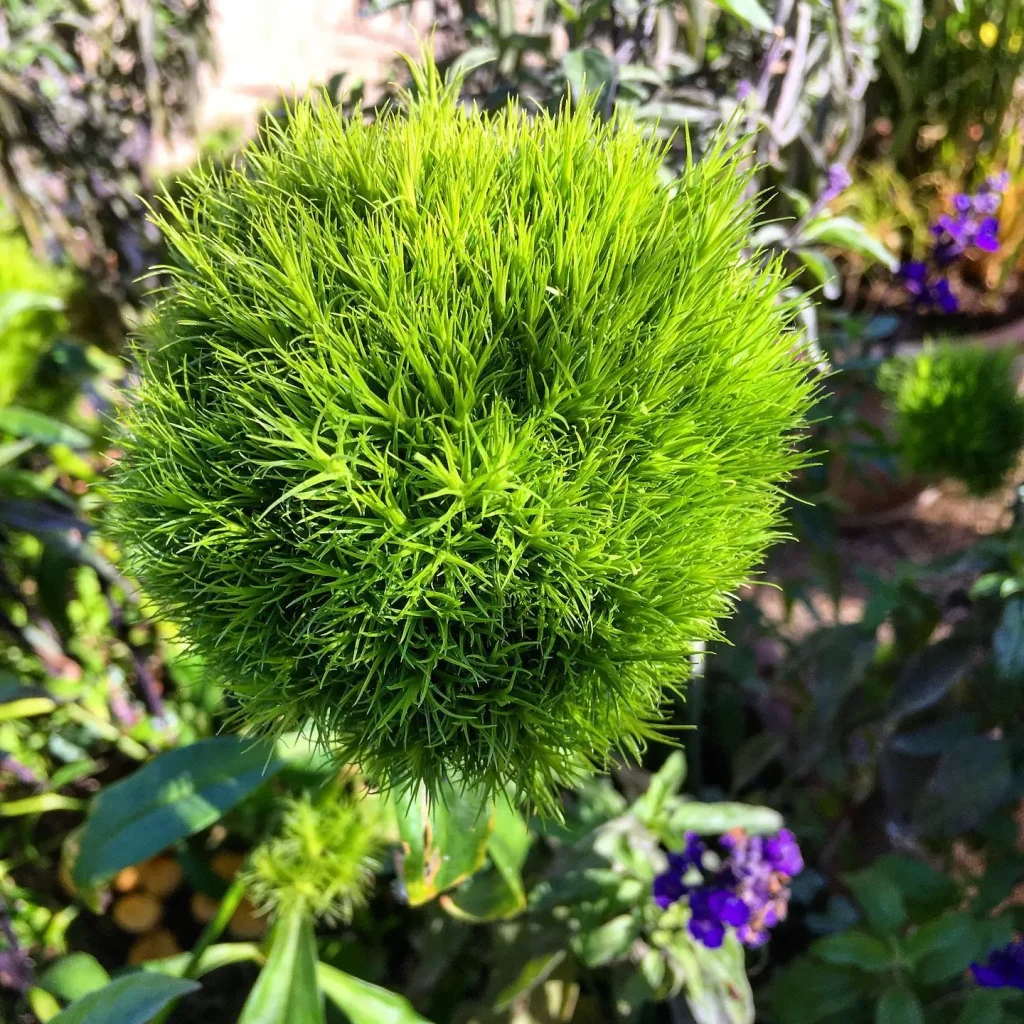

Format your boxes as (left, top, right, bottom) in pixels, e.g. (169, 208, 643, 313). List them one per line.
(880, 343, 1024, 496)
(108, 60, 813, 809)
(0, 226, 68, 407)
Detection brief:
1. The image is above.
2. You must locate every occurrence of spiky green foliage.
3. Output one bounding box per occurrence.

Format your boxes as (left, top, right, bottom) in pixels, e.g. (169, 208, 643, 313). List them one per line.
(880, 343, 1024, 497)
(0, 226, 68, 407)
(244, 792, 386, 924)
(108, 59, 813, 809)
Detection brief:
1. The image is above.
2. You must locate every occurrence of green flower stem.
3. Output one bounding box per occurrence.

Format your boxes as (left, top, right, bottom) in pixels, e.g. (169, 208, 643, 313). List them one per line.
(150, 874, 248, 1024)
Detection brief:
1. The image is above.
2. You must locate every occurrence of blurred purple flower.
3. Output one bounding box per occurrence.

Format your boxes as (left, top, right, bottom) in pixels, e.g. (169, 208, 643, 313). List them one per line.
(653, 827, 801, 950)
(736, 79, 753, 102)
(973, 938, 1024, 989)
(899, 262, 958, 314)
(822, 164, 852, 203)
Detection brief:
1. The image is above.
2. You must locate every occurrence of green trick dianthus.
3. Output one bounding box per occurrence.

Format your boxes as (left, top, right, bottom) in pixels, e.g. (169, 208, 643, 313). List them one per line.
(108, 58, 813, 809)
(880, 342, 1024, 496)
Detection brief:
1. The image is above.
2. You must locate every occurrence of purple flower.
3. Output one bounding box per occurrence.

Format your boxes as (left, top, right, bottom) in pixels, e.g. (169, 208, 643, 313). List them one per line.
(652, 827, 802, 950)
(764, 829, 804, 877)
(972, 938, 1024, 990)
(974, 191, 1002, 215)
(653, 868, 687, 910)
(736, 79, 753, 102)
(953, 193, 973, 214)
(932, 278, 958, 314)
(898, 262, 958, 314)
(987, 171, 1010, 194)
(975, 217, 1000, 252)
(822, 164, 852, 203)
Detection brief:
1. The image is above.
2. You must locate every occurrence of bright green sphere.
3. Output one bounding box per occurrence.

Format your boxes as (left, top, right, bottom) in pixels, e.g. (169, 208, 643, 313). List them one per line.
(109, 62, 813, 808)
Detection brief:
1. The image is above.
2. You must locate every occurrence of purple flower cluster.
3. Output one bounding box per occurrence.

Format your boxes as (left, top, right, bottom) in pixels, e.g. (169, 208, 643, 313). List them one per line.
(898, 173, 1010, 316)
(653, 828, 803, 950)
(972, 937, 1024, 990)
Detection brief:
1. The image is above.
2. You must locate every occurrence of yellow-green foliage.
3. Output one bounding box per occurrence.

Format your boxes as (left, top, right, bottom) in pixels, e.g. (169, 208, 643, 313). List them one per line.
(244, 793, 386, 924)
(0, 227, 68, 407)
(880, 343, 1024, 496)
(108, 58, 814, 809)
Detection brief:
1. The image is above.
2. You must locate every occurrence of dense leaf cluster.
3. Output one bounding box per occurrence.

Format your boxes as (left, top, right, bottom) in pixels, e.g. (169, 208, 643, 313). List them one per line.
(109, 62, 812, 808)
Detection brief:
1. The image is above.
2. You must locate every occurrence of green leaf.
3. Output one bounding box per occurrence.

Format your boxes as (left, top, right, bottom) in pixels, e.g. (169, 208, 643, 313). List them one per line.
(994, 597, 1024, 681)
(795, 249, 842, 301)
(875, 985, 924, 1024)
(665, 801, 782, 839)
(801, 216, 899, 272)
(884, 0, 922, 53)
(0, 290, 62, 330)
(957, 987, 1020, 1024)
(634, 752, 687, 823)
(494, 951, 567, 1012)
(710, 0, 772, 32)
(318, 963, 433, 1024)
(239, 904, 324, 1024)
(887, 638, 974, 723)
(392, 781, 494, 905)
(487, 795, 531, 905)
(73, 737, 283, 888)
(563, 48, 614, 102)
(683, 932, 755, 1024)
(0, 407, 89, 449)
(912, 735, 1011, 838)
(813, 931, 894, 971)
(765, 959, 862, 1024)
(49, 974, 198, 1024)
(40, 954, 110, 1003)
(141, 943, 264, 979)
(571, 915, 638, 967)
(844, 867, 907, 934)
(906, 913, 980, 985)
(730, 734, 785, 794)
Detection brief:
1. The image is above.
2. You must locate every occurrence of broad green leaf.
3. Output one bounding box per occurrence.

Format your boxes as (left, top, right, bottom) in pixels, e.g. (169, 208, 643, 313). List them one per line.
(0, 290, 62, 330)
(486, 796, 531, 904)
(683, 932, 754, 1024)
(801, 216, 899, 272)
(239, 904, 323, 1024)
(844, 867, 907, 934)
(494, 951, 567, 1012)
(29, 988, 62, 1023)
(142, 943, 264, 978)
(813, 931, 893, 971)
(563, 48, 614, 102)
(665, 801, 782, 839)
(957, 987, 1022, 1024)
(994, 597, 1024, 681)
(49, 973, 198, 1024)
(710, 0, 772, 32)
(876, 985, 924, 1024)
(0, 407, 89, 449)
(571, 915, 638, 967)
(74, 737, 283, 887)
(40, 954, 110, 1003)
(765, 959, 862, 1024)
(887, 638, 974, 723)
(912, 735, 1011, 838)
(795, 249, 842, 300)
(318, 963, 433, 1024)
(634, 752, 687, 823)
(906, 913, 980, 985)
(392, 781, 493, 905)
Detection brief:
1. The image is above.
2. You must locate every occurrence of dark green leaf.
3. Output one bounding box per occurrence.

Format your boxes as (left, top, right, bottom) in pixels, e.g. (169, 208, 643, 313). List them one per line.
(49, 973, 198, 1024)
(887, 638, 974, 723)
(74, 737, 283, 887)
(318, 963, 433, 1024)
(238, 904, 323, 1024)
(913, 735, 1011, 838)
(765, 960, 863, 1024)
(563, 48, 614, 102)
(875, 985, 924, 1024)
(844, 867, 907, 934)
(907, 913, 980, 985)
(730, 734, 785, 794)
(994, 597, 1024, 681)
(494, 951, 567, 1012)
(813, 931, 894, 971)
(571, 915, 638, 967)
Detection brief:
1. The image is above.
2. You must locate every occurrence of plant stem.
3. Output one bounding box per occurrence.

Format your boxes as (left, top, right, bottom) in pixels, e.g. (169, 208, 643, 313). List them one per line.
(150, 875, 248, 1024)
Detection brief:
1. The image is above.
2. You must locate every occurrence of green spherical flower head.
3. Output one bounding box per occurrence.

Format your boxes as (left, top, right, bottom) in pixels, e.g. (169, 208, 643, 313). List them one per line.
(880, 343, 1024, 497)
(245, 793, 385, 924)
(109, 59, 813, 809)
